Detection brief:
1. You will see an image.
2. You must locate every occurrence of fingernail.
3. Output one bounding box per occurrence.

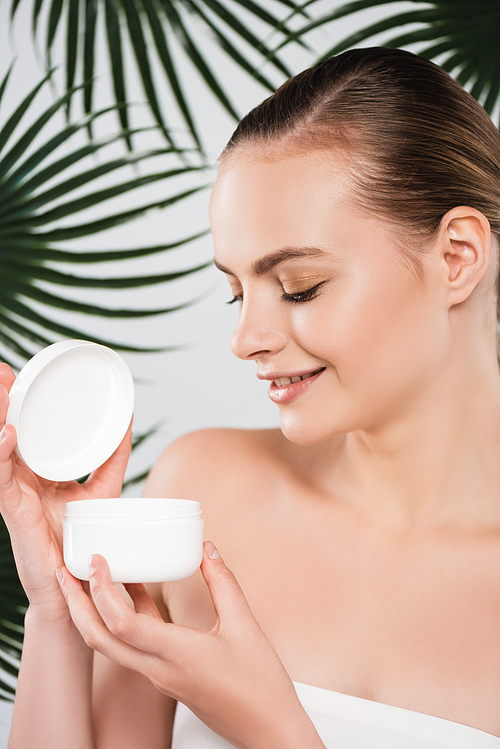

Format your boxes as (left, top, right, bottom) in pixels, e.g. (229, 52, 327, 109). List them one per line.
(0, 427, 6, 444)
(204, 540, 220, 560)
(89, 555, 99, 572)
(55, 567, 64, 584)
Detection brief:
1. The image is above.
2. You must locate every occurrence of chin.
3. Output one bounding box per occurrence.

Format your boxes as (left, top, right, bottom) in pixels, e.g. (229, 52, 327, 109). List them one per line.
(278, 412, 348, 447)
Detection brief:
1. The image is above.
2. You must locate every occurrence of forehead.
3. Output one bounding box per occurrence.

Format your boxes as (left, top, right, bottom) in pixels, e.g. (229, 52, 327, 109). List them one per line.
(209, 149, 358, 263)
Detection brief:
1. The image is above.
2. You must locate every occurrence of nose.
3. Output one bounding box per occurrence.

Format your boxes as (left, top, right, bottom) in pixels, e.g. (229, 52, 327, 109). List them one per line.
(230, 297, 286, 361)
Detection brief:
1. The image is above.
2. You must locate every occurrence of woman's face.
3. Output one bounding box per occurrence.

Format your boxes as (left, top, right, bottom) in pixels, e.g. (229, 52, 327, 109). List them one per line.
(209, 148, 450, 445)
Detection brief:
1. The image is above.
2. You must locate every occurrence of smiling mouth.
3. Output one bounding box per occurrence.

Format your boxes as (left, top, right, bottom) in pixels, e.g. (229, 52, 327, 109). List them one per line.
(273, 368, 325, 387)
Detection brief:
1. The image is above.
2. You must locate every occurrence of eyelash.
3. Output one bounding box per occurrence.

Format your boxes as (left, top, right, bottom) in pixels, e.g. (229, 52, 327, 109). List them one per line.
(226, 283, 324, 306)
(281, 283, 324, 304)
(226, 294, 243, 306)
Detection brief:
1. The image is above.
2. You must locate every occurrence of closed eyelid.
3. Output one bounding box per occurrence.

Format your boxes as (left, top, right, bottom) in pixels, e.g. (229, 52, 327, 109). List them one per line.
(281, 273, 329, 290)
(282, 270, 325, 280)
(282, 280, 326, 298)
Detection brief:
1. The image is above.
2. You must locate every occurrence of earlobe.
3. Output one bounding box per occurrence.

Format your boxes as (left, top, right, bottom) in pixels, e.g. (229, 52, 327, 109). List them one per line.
(440, 207, 491, 306)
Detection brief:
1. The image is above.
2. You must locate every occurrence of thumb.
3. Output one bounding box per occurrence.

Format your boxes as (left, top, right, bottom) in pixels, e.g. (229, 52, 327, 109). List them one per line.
(86, 420, 133, 497)
(200, 541, 255, 628)
(0, 423, 20, 515)
(0, 423, 17, 478)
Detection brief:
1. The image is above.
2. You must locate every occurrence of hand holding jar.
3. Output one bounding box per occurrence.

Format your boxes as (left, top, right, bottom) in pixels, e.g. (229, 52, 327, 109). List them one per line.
(56, 543, 326, 749)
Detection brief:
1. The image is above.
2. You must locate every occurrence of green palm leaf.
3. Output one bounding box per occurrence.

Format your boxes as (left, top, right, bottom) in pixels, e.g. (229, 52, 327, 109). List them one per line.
(286, 1, 500, 127)
(10, 0, 308, 152)
(0, 515, 27, 699)
(0, 68, 213, 369)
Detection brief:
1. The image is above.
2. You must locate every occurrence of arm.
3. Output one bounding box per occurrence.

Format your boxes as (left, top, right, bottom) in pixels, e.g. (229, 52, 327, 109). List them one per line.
(0, 363, 174, 749)
(92, 652, 176, 749)
(8, 607, 94, 749)
(10, 611, 176, 749)
(91, 586, 176, 749)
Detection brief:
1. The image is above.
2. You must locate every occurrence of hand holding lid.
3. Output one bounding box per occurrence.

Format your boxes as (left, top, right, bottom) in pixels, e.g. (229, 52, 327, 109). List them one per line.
(0, 343, 133, 620)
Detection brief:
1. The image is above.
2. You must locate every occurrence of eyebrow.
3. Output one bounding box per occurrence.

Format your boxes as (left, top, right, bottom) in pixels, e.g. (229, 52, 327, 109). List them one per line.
(214, 247, 327, 277)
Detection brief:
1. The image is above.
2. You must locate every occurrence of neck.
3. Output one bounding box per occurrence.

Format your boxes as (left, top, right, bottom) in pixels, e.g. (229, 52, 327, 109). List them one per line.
(316, 337, 500, 532)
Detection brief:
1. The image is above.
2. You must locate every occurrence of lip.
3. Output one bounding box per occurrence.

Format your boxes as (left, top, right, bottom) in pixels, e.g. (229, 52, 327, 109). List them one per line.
(257, 367, 324, 382)
(265, 368, 325, 405)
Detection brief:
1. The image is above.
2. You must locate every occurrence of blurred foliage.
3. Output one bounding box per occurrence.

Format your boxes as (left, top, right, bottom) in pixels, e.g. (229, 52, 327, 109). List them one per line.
(0, 67, 213, 367)
(288, 1, 500, 126)
(10, 0, 311, 151)
(0, 516, 27, 699)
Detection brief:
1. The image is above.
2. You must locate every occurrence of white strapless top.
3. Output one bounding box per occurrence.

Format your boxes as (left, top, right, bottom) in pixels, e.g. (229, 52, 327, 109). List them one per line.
(171, 681, 500, 748)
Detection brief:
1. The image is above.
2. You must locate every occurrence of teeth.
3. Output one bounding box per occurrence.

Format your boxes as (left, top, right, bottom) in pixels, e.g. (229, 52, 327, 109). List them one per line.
(274, 371, 319, 387)
(275, 377, 292, 387)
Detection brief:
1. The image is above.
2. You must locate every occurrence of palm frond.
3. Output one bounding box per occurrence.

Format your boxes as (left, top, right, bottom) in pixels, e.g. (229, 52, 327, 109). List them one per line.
(0, 515, 27, 701)
(10, 0, 308, 152)
(0, 65, 14, 109)
(289, 1, 500, 127)
(0, 69, 212, 367)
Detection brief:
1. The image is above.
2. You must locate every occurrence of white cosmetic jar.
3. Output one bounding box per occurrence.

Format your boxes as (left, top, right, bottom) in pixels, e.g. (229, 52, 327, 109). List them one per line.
(63, 498, 204, 583)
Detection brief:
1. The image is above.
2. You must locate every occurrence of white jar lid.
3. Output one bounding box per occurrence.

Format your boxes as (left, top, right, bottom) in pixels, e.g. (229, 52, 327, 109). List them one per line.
(6, 340, 134, 482)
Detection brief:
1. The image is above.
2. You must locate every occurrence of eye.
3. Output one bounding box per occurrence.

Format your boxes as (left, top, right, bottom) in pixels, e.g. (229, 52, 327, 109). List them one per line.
(281, 282, 324, 304)
(226, 294, 243, 305)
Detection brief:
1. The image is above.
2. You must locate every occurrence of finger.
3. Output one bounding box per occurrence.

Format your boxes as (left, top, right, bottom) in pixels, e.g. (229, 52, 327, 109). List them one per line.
(0, 363, 16, 394)
(56, 564, 157, 670)
(86, 420, 133, 497)
(200, 541, 256, 628)
(0, 423, 17, 471)
(124, 583, 164, 620)
(0, 376, 17, 481)
(88, 555, 169, 653)
(0, 424, 21, 513)
(0, 382, 13, 429)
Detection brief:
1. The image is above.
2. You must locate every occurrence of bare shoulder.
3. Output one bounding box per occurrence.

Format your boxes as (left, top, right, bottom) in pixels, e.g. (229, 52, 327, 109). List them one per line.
(144, 428, 296, 619)
(143, 427, 291, 505)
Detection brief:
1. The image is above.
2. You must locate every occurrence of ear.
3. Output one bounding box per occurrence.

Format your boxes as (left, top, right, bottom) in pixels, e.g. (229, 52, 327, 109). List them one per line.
(438, 206, 492, 307)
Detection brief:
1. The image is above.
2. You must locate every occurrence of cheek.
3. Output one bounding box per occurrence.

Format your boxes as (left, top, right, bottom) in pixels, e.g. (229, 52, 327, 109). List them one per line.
(293, 270, 447, 395)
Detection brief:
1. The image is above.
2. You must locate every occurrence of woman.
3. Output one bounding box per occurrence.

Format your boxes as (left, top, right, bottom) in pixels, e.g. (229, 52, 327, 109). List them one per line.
(2, 47, 500, 748)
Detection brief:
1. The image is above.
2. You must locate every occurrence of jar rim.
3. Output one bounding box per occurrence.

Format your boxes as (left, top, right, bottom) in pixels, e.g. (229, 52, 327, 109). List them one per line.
(65, 497, 201, 519)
